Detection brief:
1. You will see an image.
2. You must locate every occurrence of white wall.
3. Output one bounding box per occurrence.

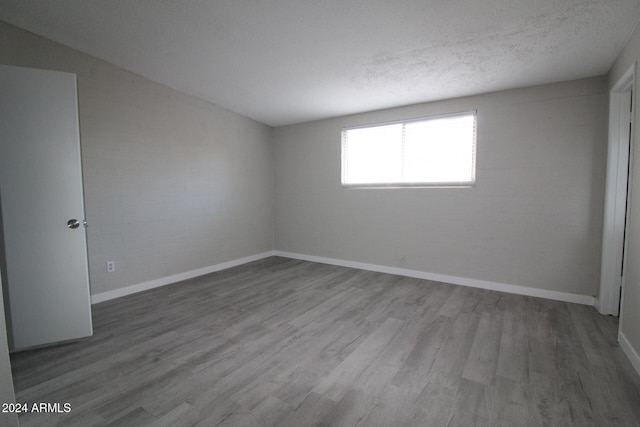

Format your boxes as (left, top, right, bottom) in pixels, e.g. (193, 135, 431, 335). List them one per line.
(274, 78, 607, 298)
(0, 21, 274, 296)
(609, 22, 640, 373)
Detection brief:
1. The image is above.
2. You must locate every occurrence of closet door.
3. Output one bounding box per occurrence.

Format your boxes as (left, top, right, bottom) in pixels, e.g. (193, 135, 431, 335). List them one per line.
(0, 64, 92, 351)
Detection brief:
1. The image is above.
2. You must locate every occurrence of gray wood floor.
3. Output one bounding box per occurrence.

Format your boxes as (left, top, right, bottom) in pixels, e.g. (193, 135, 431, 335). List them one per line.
(10, 257, 640, 426)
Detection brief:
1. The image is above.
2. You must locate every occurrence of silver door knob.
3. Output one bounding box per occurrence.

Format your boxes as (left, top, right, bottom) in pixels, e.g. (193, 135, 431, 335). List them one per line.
(67, 219, 80, 229)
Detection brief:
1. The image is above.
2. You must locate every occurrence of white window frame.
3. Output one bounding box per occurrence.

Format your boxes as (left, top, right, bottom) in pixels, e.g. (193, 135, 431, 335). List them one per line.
(341, 111, 477, 188)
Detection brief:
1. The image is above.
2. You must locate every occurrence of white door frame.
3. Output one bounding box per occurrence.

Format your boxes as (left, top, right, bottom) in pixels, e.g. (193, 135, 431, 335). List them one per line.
(598, 64, 635, 316)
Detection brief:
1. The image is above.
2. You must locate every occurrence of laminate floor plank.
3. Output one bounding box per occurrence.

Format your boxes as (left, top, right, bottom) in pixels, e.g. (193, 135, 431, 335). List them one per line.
(461, 311, 504, 385)
(9, 256, 640, 426)
(421, 312, 481, 389)
(313, 317, 404, 402)
(390, 315, 452, 394)
(247, 395, 291, 427)
(496, 311, 529, 383)
(353, 314, 440, 396)
(413, 380, 457, 426)
(443, 378, 491, 427)
(355, 383, 420, 427)
(325, 388, 377, 427)
(487, 376, 528, 427)
(277, 391, 337, 427)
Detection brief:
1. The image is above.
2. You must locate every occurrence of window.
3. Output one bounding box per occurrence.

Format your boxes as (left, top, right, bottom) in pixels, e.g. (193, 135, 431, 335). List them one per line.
(341, 112, 477, 188)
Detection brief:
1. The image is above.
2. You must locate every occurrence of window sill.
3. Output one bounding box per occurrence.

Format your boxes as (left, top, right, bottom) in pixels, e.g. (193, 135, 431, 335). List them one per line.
(341, 182, 476, 189)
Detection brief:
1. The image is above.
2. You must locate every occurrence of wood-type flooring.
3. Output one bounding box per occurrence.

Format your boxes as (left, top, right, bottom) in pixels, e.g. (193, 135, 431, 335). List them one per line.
(10, 257, 640, 426)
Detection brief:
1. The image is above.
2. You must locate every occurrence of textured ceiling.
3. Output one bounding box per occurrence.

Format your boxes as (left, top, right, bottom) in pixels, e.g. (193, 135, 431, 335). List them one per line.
(1, 1, 640, 126)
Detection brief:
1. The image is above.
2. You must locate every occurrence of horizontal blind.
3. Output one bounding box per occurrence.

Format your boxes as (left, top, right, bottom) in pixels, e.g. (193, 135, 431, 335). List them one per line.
(342, 112, 476, 187)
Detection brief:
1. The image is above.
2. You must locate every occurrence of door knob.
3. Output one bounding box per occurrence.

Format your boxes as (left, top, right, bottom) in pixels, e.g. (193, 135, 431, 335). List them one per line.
(67, 219, 80, 229)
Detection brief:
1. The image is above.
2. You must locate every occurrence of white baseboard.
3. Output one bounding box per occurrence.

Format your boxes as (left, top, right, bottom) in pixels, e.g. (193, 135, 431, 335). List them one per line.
(594, 297, 601, 313)
(91, 251, 276, 304)
(619, 331, 640, 376)
(274, 251, 595, 306)
(92, 249, 596, 307)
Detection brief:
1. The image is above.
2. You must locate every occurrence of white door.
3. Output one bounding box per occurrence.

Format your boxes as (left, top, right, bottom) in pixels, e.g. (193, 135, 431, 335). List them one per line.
(0, 64, 92, 351)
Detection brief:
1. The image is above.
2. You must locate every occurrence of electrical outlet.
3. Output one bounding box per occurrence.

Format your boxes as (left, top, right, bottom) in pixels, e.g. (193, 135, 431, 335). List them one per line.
(106, 261, 115, 273)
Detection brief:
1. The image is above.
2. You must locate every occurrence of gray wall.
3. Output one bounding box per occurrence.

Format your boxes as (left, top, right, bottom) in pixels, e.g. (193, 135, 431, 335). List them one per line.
(0, 19, 609, 306)
(609, 22, 640, 368)
(0, 21, 274, 295)
(274, 77, 607, 297)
